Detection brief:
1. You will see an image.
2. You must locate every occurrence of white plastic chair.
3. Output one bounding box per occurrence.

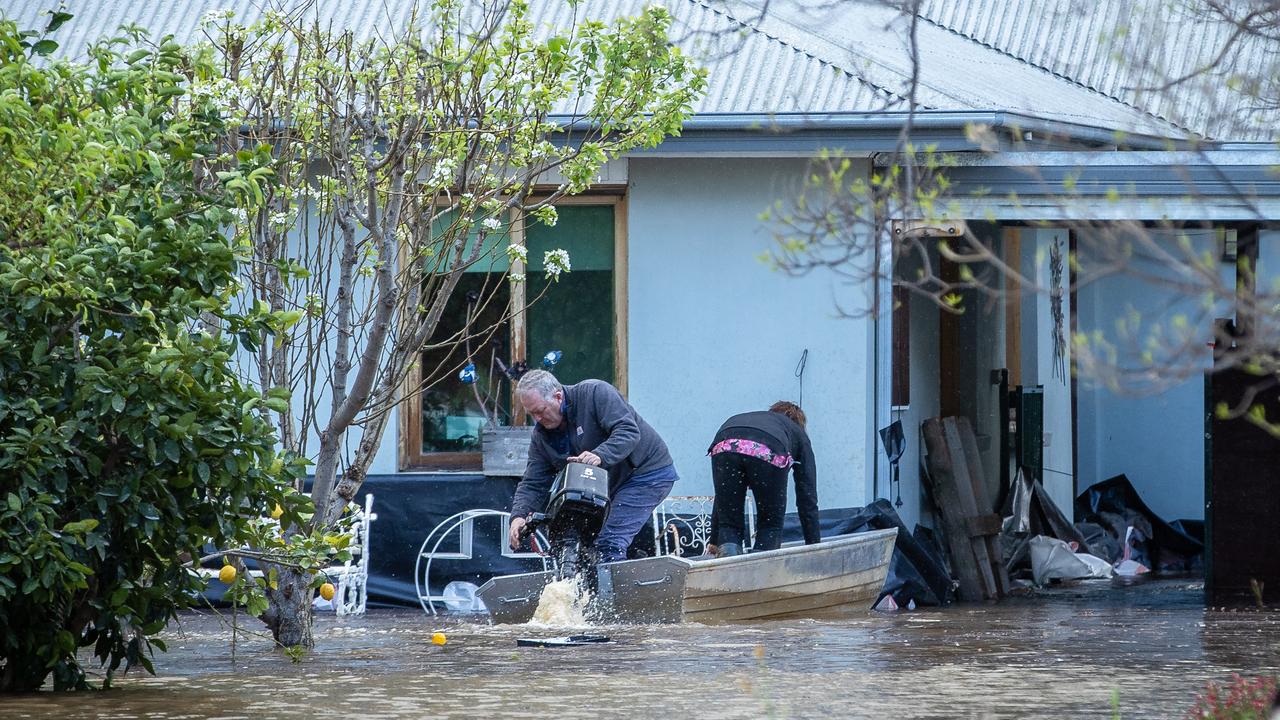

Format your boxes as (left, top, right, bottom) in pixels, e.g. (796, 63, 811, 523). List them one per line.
(321, 493, 377, 616)
(414, 509, 553, 615)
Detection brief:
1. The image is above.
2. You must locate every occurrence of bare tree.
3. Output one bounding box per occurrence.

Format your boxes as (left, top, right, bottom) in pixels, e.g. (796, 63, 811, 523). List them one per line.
(763, 0, 1280, 419)
(197, 0, 705, 647)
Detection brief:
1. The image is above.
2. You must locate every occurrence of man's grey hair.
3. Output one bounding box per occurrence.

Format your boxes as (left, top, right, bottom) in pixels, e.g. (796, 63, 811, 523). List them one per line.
(516, 369, 562, 401)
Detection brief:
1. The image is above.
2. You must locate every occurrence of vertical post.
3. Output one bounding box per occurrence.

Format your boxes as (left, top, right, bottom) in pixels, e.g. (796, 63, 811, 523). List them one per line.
(509, 208, 527, 425)
(614, 196, 629, 396)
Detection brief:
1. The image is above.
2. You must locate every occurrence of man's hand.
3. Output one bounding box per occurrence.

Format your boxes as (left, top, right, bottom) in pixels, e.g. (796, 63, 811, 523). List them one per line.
(567, 450, 602, 466)
(508, 516, 528, 551)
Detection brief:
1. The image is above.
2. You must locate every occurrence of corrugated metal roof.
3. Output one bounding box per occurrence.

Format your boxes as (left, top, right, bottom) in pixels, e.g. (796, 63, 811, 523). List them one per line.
(918, 0, 1280, 141)
(729, 0, 1179, 136)
(3, 0, 894, 116)
(3, 0, 1223, 140)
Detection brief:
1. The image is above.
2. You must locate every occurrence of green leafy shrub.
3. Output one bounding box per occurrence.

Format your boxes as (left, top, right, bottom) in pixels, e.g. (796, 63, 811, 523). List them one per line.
(0, 16, 291, 691)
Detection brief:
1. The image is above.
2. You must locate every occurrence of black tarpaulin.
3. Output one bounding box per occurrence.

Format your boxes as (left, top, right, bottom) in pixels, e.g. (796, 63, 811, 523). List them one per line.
(1074, 474, 1203, 570)
(828, 498, 955, 607)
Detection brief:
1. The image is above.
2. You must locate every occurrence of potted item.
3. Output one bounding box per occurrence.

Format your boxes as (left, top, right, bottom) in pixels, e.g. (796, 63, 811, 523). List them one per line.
(462, 349, 561, 476)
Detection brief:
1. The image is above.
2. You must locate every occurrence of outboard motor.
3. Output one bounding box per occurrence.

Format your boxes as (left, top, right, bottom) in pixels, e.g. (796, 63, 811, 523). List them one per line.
(520, 462, 609, 580)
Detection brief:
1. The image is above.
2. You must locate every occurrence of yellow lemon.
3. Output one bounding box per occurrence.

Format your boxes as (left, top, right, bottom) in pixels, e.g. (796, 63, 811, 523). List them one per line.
(319, 582, 336, 601)
(271, 503, 283, 520)
(431, 632, 447, 646)
(218, 564, 237, 584)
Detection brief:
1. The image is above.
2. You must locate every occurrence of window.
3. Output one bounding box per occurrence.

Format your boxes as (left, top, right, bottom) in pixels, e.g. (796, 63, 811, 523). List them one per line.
(400, 198, 624, 470)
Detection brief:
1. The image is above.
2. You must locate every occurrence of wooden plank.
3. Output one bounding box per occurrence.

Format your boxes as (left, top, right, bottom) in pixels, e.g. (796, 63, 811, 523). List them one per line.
(939, 258, 961, 417)
(941, 418, 1001, 599)
(613, 196, 628, 396)
(966, 514, 1003, 537)
(397, 354, 420, 470)
(951, 416, 1009, 597)
(921, 418, 988, 602)
(508, 209, 527, 426)
(1002, 227, 1022, 385)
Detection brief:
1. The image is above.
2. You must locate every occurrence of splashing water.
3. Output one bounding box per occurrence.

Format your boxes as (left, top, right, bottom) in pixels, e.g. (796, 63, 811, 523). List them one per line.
(531, 577, 591, 626)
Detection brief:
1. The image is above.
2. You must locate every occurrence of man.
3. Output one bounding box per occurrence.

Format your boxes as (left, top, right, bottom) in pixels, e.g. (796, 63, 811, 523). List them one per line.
(507, 369, 677, 565)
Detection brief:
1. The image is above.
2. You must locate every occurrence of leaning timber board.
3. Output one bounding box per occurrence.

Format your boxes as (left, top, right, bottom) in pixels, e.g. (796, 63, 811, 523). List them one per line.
(922, 418, 991, 602)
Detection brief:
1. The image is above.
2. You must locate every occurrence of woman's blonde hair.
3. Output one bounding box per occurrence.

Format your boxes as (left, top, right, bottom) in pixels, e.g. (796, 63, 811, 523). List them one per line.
(769, 400, 806, 429)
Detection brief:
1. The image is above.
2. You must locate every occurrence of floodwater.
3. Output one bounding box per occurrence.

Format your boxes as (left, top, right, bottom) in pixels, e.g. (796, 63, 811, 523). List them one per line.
(3, 579, 1278, 719)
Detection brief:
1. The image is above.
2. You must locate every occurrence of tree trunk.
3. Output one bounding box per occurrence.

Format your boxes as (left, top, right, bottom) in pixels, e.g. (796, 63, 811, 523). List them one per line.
(261, 567, 315, 649)
(0, 650, 53, 691)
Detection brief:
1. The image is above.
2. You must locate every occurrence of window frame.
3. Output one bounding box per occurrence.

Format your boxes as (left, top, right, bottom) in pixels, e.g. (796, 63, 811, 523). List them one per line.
(398, 192, 628, 471)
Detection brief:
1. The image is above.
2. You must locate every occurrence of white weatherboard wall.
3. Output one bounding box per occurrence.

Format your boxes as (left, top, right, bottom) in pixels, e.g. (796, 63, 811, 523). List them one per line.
(1075, 228, 1227, 522)
(626, 157, 874, 512)
(1020, 228, 1075, 516)
(890, 281, 941, 531)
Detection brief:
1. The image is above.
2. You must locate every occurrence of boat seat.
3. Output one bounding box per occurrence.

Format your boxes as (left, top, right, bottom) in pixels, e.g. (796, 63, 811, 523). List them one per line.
(651, 495, 755, 557)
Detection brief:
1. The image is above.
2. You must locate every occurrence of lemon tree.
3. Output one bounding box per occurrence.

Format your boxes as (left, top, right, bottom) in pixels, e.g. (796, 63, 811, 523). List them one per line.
(0, 14, 298, 691)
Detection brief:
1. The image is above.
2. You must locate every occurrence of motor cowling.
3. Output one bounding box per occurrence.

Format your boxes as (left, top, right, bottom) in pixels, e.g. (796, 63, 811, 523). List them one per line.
(524, 462, 609, 580)
(544, 462, 609, 527)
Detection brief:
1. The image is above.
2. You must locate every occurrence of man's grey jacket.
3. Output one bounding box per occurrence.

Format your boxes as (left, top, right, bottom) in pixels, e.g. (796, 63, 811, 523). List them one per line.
(510, 380, 673, 518)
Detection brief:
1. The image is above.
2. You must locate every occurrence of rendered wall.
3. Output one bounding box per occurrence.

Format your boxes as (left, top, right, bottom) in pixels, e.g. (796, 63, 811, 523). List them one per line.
(625, 157, 875, 511)
(1019, 228, 1075, 516)
(1075, 228, 1227, 522)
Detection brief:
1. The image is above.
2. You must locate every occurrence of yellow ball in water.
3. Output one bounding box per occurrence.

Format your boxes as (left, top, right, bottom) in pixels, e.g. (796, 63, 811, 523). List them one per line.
(431, 632, 447, 646)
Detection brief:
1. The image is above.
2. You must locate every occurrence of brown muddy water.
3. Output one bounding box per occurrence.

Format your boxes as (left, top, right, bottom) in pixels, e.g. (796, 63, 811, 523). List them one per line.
(3, 578, 1278, 719)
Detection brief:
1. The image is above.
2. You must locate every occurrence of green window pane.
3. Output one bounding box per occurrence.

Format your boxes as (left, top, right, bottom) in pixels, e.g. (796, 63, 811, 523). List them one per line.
(428, 208, 513, 274)
(526, 205, 615, 386)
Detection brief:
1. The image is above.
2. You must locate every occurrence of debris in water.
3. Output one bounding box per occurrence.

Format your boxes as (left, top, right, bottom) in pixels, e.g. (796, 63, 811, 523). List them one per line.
(516, 635, 612, 648)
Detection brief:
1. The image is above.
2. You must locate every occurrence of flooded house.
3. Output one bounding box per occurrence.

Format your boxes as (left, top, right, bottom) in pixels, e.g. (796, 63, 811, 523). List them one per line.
(17, 0, 1280, 607)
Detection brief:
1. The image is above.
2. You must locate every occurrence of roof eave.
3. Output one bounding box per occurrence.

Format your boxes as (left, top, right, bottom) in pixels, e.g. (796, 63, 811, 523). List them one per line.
(554, 111, 1202, 155)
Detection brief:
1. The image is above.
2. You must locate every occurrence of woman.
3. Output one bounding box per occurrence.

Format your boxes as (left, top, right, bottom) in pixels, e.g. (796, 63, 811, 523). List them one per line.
(707, 401, 820, 555)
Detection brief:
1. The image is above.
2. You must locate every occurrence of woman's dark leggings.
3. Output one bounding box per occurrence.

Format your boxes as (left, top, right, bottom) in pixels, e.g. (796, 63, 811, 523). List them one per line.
(711, 452, 789, 551)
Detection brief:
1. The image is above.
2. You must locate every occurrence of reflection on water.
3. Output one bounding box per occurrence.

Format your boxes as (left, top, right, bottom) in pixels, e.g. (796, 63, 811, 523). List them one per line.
(2, 580, 1278, 719)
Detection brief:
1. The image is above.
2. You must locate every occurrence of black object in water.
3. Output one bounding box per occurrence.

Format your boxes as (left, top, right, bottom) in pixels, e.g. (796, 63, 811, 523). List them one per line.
(516, 635, 613, 648)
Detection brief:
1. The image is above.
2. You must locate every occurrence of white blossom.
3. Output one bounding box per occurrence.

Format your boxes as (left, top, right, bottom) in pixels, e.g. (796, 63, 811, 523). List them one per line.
(198, 9, 235, 29)
(429, 158, 457, 187)
(506, 243, 528, 264)
(481, 217, 502, 231)
(543, 248, 571, 280)
(269, 211, 294, 229)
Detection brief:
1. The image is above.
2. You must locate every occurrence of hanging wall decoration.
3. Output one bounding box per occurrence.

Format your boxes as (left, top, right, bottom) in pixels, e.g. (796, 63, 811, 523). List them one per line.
(1050, 235, 1067, 383)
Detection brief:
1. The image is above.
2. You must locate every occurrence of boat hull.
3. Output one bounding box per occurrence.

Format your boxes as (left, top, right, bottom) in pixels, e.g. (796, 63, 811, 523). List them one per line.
(682, 528, 898, 622)
(477, 527, 898, 624)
